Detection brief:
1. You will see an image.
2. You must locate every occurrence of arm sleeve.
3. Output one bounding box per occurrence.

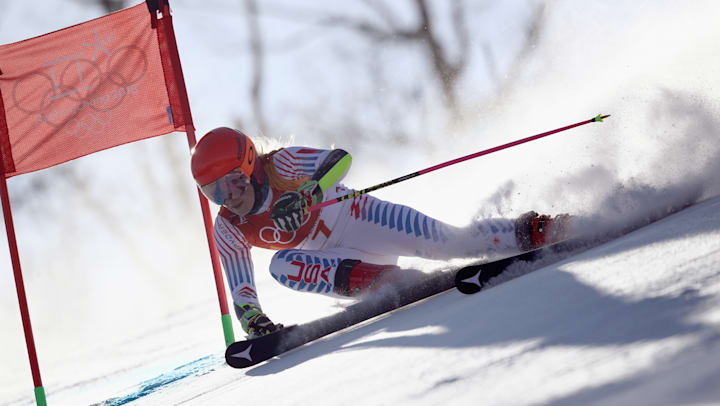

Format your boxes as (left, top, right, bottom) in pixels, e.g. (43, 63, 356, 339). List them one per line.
(272, 147, 352, 191)
(213, 216, 261, 318)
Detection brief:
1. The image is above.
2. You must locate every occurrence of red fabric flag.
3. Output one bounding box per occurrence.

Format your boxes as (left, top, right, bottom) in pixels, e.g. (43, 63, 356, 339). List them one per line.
(0, 3, 190, 178)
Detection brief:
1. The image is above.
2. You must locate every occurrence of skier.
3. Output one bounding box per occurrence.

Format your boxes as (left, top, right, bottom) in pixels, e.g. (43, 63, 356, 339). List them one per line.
(191, 127, 569, 338)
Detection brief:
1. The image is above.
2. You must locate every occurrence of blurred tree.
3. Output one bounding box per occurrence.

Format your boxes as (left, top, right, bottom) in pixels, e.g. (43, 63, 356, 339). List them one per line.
(317, 0, 470, 122)
(243, 0, 269, 138)
(234, 0, 546, 149)
(488, 3, 545, 104)
(96, 0, 126, 13)
(71, 0, 125, 13)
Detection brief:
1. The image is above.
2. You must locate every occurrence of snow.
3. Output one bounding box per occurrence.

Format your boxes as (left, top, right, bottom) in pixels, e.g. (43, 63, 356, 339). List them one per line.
(158, 198, 720, 405)
(2, 0, 720, 405)
(4, 195, 718, 405)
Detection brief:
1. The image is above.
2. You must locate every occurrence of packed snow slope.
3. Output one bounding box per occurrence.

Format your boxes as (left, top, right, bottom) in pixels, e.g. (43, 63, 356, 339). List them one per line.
(1, 1, 720, 405)
(37, 194, 712, 405)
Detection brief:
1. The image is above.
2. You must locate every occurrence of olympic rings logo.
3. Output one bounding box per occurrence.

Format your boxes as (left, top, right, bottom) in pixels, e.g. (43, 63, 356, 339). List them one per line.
(259, 226, 296, 245)
(258, 212, 313, 245)
(65, 110, 113, 139)
(10, 33, 148, 139)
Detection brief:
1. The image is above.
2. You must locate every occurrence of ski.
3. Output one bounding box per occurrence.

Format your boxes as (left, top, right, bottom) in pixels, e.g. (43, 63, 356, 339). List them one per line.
(225, 269, 457, 368)
(455, 200, 698, 295)
(455, 238, 590, 294)
(226, 199, 696, 368)
(225, 241, 573, 369)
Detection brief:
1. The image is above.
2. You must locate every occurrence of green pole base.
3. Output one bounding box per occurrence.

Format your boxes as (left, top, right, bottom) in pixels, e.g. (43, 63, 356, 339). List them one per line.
(221, 313, 235, 348)
(34, 386, 47, 406)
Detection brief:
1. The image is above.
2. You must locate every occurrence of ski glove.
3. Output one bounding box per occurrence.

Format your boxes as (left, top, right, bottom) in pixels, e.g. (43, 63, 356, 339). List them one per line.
(270, 180, 323, 232)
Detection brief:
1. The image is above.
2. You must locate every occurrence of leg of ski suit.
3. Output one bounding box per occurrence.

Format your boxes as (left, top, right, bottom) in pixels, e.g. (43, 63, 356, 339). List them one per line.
(269, 193, 519, 295)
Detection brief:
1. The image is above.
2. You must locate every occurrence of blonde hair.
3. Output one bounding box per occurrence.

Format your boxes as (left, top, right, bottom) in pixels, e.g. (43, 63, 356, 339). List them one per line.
(259, 149, 309, 191)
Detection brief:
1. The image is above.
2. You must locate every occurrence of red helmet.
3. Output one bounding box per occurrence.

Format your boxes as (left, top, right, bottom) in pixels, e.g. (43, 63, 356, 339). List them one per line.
(191, 127, 257, 186)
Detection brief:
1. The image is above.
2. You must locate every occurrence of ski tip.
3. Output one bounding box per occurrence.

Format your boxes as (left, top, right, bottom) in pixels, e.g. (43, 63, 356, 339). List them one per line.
(593, 114, 610, 122)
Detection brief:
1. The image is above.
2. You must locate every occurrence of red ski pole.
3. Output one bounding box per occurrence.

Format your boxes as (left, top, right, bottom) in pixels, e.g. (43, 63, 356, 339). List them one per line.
(309, 114, 609, 212)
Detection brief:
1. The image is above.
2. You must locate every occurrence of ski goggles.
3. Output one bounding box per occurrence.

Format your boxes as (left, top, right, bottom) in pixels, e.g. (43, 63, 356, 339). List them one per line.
(199, 170, 251, 206)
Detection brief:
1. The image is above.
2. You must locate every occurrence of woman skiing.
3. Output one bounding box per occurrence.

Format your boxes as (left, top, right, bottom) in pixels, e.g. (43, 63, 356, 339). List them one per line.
(191, 127, 568, 338)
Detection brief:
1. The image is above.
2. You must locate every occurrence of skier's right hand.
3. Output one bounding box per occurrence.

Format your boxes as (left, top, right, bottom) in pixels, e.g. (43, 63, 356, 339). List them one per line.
(238, 303, 282, 338)
(246, 312, 282, 338)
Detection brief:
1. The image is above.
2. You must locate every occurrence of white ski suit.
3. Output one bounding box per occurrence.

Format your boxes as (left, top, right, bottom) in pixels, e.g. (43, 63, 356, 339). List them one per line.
(213, 147, 520, 313)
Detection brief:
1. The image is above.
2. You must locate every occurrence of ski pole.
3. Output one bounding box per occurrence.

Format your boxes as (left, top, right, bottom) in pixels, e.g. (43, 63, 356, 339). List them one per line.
(308, 114, 609, 212)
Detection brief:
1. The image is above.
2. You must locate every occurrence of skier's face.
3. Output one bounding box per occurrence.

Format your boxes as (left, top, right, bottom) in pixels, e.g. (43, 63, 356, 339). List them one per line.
(200, 170, 255, 215)
(224, 181, 255, 216)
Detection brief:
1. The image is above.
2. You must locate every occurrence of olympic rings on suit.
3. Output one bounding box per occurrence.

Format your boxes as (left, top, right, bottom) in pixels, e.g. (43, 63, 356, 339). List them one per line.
(259, 226, 296, 245)
(258, 211, 313, 245)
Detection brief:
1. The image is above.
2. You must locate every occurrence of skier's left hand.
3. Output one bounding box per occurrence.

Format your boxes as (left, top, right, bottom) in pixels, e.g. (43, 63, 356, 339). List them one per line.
(270, 180, 323, 232)
(271, 191, 306, 232)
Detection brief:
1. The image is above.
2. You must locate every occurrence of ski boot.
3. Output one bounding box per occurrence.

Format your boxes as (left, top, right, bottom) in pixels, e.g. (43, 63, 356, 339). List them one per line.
(333, 260, 403, 297)
(236, 303, 282, 338)
(514, 211, 574, 251)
